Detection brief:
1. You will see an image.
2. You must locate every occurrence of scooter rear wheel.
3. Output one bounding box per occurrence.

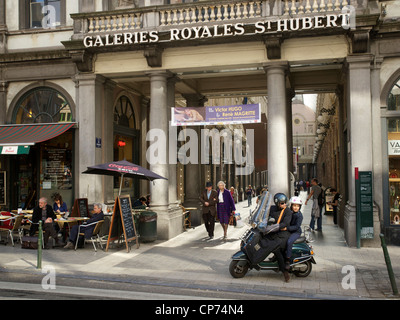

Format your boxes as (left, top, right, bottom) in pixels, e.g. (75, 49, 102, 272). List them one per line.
(229, 260, 249, 278)
(292, 261, 312, 277)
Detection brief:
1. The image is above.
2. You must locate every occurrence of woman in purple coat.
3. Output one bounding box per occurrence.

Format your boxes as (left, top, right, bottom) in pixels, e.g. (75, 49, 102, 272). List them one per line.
(217, 181, 236, 240)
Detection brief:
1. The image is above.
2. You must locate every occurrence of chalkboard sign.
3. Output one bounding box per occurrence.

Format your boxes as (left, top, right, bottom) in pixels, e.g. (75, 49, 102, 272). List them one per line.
(359, 171, 374, 239)
(71, 198, 89, 218)
(106, 195, 139, 253)
(0, 171, 5, 206)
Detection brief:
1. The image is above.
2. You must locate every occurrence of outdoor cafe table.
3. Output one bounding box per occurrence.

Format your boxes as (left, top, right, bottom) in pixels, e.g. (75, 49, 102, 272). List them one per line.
(55, 217, 90, 241)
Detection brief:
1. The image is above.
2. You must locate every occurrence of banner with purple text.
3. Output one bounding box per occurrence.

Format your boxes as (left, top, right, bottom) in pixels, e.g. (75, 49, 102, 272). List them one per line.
(171, 104, 261, 126)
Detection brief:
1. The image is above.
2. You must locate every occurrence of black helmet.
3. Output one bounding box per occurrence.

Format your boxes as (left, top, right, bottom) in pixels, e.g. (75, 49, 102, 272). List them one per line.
(274, 193, 288, 206)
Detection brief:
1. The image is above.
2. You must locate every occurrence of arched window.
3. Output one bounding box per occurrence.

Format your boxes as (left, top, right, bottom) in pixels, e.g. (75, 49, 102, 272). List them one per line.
(114, 95, 136, 129)
(388, 78, 400, 111)
(12, 87, 73, 124)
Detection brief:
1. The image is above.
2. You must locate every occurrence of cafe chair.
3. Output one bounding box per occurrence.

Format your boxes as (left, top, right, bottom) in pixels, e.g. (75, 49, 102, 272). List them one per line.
(0, 215, 24, 246)
(74, 220, 104, 252)
(179, 205, 192, 231)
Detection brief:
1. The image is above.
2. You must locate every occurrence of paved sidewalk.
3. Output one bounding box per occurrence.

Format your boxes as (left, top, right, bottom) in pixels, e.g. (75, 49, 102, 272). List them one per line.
(0, 192, 399, 299)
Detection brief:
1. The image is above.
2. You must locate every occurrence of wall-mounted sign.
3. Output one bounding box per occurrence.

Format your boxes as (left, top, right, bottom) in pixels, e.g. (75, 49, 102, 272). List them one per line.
(83, 13, 351, 48)
(388, 140, 400, 155)
(0, 146, 30, 155)
(172, 104, 261, 126)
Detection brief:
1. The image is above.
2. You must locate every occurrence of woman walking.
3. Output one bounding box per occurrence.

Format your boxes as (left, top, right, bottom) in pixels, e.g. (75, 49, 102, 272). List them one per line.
(217, 181, 236, 241)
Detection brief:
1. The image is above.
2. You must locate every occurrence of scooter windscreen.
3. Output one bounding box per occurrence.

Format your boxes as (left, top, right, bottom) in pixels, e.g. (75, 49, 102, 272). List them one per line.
(249, 191, 273, 226)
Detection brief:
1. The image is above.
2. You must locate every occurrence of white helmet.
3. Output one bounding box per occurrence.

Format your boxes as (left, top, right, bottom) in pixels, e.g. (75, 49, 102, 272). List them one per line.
(290, 196, 303, 207)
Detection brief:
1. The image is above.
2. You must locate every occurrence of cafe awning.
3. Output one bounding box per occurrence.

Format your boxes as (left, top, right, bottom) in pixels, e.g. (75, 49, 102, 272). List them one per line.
(0, 123, 75, 154)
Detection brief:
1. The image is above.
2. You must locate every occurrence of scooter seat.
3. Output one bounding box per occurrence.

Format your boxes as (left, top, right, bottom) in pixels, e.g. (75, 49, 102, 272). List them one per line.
(294, 236, 306, 244)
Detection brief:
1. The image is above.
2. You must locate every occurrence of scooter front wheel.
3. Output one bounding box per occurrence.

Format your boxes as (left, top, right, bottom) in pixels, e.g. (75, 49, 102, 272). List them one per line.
(229, 260, 249, 278)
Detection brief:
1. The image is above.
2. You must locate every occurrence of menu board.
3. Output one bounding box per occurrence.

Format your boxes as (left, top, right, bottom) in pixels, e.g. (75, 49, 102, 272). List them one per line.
(106, 195, 139, 252)
(359, 171, 373, 239)
(0, 171, 5, 206)
(71, 198, 89, 218)
(41, 146, 72, 190)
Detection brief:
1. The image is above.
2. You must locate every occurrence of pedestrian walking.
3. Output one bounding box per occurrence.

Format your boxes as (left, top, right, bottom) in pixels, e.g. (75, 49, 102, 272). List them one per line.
(305, 178, 323, 231)
(217, 181, 236, 241)
(328, 188, 340, 225)
(199, 182, 218, 240)
(230, 186, 238, 203)
(246, 185, 254, 207)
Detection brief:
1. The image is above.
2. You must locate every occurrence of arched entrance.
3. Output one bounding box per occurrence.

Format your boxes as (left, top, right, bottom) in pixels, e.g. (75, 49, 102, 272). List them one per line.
(4, 86, 75, 210)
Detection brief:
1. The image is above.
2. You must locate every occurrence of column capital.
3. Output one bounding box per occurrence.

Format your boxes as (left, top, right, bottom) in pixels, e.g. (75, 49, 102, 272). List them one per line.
(345, 54, 374, 69)
(146, 70, 173, 79)
(263, 61, 290, 74)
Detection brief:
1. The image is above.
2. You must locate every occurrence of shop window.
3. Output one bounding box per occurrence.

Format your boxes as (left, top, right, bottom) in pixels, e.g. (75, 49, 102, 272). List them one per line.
(113, 95, 139, 197)
(114, 95, 136, 129)
(388, 118, 400, 225)
(388, 78, 400, 111)
(19, 0, 66, 29)
(12, 87, 73, 124)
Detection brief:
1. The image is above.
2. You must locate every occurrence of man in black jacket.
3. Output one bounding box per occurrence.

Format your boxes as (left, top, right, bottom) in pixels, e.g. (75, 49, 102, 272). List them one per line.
(63, 203, 104, 249)
(30, 197, 61, 248)
(261, 193, 292, 282)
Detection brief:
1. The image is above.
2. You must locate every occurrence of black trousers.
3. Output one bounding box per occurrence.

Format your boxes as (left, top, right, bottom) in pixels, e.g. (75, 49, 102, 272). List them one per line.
(260, 231, 290, 272)
(30, 222, 58, 245)
(202, 211, 215, 237)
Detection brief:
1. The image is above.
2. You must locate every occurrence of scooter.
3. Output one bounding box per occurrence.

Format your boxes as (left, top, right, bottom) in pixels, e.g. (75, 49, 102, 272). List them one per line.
(229, 225, 316, 279)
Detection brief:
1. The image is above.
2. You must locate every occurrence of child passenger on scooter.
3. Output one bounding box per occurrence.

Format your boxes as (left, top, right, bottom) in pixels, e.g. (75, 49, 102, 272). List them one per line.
(285, 197, 304, 269)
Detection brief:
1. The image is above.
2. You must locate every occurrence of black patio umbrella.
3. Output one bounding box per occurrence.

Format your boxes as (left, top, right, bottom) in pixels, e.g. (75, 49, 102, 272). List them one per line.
(82, 160, 167, 196)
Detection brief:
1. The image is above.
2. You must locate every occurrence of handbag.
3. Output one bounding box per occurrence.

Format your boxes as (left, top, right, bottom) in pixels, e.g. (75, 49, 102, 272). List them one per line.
(21, 236, 39, 249)
(229, 214, 237, 226)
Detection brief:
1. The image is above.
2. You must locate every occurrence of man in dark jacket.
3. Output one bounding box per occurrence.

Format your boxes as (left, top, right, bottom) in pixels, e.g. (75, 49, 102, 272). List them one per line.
(199, 181, 218, 240)
(262, 193, 292, 282)
(64, 203, 104, 249)
(30, 197, 61, 248)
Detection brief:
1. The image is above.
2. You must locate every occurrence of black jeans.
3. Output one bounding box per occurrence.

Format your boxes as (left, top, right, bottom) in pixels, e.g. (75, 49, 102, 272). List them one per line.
(202, 211, 215, 237)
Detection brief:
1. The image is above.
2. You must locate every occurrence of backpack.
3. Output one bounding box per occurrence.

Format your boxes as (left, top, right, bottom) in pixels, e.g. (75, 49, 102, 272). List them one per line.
(317, 186, 325, 206)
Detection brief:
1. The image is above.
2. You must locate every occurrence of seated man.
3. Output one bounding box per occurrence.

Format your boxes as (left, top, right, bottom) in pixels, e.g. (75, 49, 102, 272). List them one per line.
(63, 203, 104, 249)
(132, 197, 147, 208)
(30, 197, 62, 248)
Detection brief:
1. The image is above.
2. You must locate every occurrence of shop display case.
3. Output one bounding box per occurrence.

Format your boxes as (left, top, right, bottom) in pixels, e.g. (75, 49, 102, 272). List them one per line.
(389, 170, 400, 225)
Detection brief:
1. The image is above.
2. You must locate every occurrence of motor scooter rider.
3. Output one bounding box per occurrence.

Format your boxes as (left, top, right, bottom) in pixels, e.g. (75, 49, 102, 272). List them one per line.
(286, 197, 304, 269)
(262, 193, 292, 282)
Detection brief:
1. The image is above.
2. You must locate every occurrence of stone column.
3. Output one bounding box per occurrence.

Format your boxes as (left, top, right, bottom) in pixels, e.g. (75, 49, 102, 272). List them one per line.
(286, 88, 295, 195)
(148, 71, 170, 237)
(344, 54, 379, 247)
(102, 80, 116, 202)
(0, 0, 6, 54)
(182, 93, 207, 226)
(140, 97, 150, 197)
(167, 77, 179, 207)
(75, 74, 105, 202)
(264, 62, 289, 197)
(147, 71, 182, 240)
(0, 81, 8, 125)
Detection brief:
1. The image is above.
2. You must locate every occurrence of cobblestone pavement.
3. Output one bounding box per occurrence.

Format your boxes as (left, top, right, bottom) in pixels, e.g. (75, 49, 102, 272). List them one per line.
(0, 192, 399, 299)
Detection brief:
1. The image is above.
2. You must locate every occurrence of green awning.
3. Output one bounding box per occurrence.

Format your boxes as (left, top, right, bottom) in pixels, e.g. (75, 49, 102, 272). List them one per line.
(0, 146, 30, 155)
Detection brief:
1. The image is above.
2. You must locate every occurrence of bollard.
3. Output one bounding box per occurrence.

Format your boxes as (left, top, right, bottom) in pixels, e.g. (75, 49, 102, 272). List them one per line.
(379, 233, 398, 296)
(37, 221, 42, 270)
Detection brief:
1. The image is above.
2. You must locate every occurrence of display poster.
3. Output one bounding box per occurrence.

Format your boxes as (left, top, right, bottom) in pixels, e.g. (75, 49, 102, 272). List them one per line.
(172, 104, 261, 126)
